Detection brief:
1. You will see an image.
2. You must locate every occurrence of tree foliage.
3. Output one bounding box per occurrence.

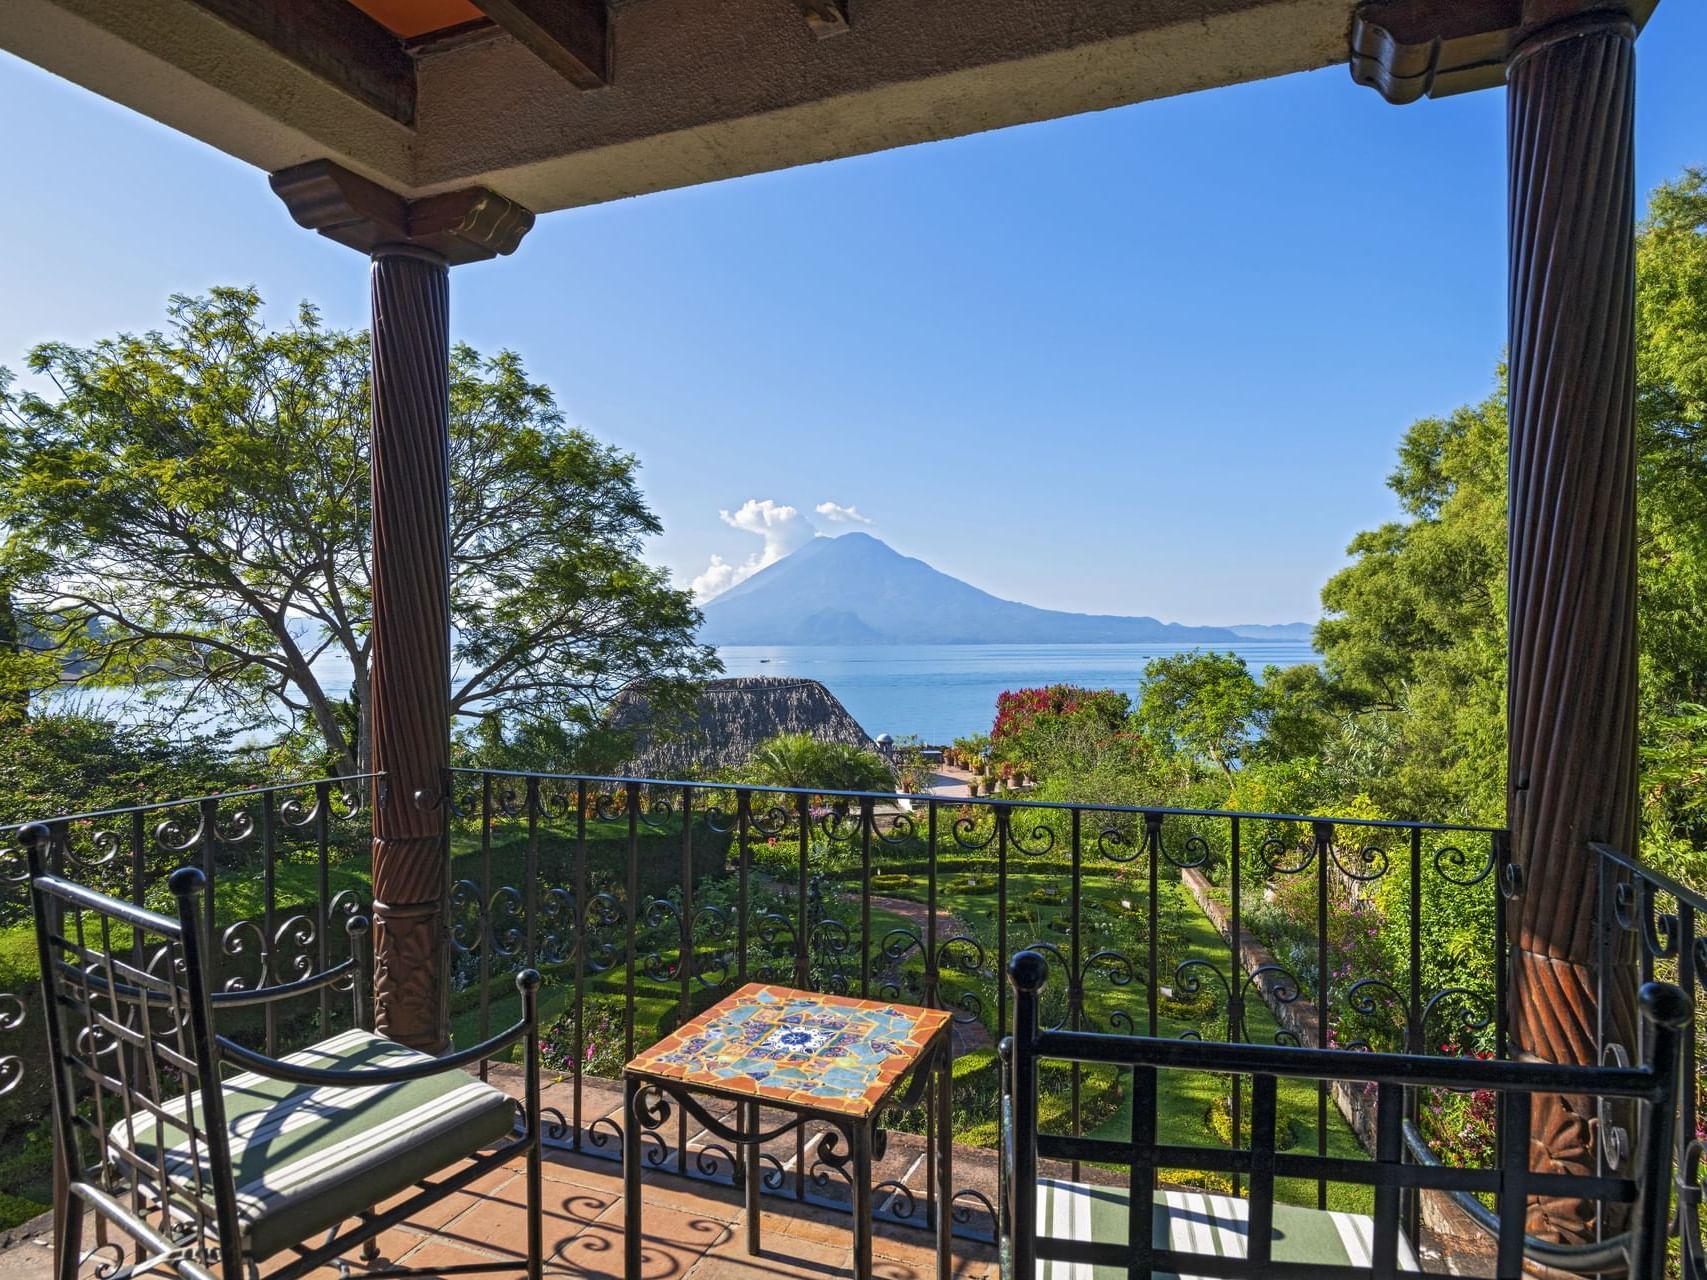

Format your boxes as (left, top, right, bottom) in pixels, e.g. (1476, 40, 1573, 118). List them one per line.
(1311, 385, 1510, 824)
(0, 713, 264, 895)
(1017, 168, 1707, 881)
(743, 733, 894, 793)
(1632, 168, 1707, 875)
(1263, 168, 1707, 861)
(991, 684, 1131, 775)
(1134, 652, 1264, 782)
(0, 289, 717, 776)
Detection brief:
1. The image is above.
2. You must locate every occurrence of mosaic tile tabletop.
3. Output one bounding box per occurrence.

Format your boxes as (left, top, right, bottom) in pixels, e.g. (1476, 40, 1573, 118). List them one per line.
(624, 984, 952, 1117)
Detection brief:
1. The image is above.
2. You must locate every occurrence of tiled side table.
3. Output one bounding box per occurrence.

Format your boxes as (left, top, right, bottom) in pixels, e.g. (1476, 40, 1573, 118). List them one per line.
(622, 983, 954, 1280)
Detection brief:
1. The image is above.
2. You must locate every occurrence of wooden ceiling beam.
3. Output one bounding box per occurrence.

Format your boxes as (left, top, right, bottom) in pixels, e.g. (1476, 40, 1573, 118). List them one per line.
(186, 0, 415, 125)
(466, 0, 608, 89)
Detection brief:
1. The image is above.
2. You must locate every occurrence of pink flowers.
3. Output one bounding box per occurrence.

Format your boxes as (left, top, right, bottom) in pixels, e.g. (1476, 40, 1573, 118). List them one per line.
(991, 685, 1130, 742)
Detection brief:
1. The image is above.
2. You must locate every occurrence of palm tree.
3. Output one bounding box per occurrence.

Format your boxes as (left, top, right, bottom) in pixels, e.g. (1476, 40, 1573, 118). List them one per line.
(746, 733, 895, 792)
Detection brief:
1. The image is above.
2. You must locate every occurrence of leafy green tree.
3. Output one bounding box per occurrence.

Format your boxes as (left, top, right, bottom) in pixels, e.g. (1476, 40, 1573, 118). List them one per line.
(1018, 712, 1171, 809)
(745, 733, 894, 793)
(1134, 651, 1263, 782)
(1313, 386, 1509, 824)
(0, 289, 717, 777)
(1292, 170, 1707, 841)
(0, 713, 261, 869)
(1251, 662, 1343, 765)
(1633, 169, 1707, 873)
(990, 684, 1130, 773)
(0, 587, 37, 723)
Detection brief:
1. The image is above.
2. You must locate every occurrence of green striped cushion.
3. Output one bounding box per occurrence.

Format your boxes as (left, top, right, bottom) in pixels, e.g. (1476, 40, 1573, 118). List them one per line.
(110, 1028, 516, 1260)
(1034, 1179, 1421, 1279)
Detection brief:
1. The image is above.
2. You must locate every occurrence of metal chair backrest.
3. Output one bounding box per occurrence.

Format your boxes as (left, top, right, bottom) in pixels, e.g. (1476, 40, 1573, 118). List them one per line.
(1001, 948, 1690, 1280)
(27, 831, 244, 1265)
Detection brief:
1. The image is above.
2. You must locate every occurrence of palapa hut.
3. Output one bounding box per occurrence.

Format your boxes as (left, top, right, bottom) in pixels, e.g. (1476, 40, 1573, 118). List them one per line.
(610, 676, 876, 777)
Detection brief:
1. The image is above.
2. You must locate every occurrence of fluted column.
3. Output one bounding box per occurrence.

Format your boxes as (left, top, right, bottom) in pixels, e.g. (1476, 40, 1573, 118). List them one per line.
(368, 245, 453, 1053)
(1504, 13, 1639, 1244)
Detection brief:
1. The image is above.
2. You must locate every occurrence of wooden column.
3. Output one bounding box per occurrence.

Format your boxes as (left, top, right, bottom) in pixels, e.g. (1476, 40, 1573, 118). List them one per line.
(270, 160, 534, 1052)
(1504, 12, 1640, 1244)
(368, 245, 454, 1051)
(1350, 0, 1649, 1244)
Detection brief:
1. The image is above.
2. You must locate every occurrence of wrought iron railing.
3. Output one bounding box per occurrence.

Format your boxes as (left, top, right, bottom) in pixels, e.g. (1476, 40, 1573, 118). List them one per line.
(0, 778, 375, 1140)
(1592, 841, 1707, 1278)
(438, 770, 1508, 1241)
(6, 768, 1700, 1268)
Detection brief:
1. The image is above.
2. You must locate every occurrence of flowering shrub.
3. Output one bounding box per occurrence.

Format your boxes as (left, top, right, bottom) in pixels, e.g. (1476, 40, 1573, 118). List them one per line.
(992, 685, 1130, 747)
(1420, 1079, 1499, 1169)
(1245, 874, 1364, 993)
(540, 997, 629, 1078)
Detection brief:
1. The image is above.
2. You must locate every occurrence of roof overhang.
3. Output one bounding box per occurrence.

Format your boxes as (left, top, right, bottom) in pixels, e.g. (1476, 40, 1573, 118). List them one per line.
(2, 0, 1362, 217)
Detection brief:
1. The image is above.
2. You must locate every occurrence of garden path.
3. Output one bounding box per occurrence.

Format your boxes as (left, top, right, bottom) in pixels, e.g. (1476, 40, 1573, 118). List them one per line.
(746, 868, 993, 1058)
(866, 892, 992, 1057)
(921, 765, 977, 798)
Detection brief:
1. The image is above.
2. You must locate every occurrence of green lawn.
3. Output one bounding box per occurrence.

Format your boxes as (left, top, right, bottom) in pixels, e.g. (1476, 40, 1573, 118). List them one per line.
(838, 861, 1374, 1212)
(1, 819, 1378, 1227)
(451, 900, 922, 1067)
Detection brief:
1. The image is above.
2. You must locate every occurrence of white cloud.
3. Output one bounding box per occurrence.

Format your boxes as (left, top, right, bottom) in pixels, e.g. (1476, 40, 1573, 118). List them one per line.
(690, 554, 743, 600)
(814, 501, 872, 526)
(723, 498, 815, 549)
(692, 499, 817, 600)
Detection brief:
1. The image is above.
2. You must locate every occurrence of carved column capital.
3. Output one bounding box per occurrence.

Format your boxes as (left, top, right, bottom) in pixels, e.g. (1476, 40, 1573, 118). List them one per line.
(270, 160, 534, 266)
(1348, 0, 1654, 104)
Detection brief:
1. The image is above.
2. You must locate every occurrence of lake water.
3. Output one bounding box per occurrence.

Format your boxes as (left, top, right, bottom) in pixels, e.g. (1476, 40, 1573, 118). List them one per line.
(716, 642, 1320, 743)
(56, 639, 1320, 748)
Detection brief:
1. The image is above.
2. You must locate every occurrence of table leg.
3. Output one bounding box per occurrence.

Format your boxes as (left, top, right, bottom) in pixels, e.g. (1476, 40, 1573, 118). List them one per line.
(852, 1123, 873, 1280)
(935, 1045, 953, 1280)
(745, 1099, 761, 1256)
(623, 1077, 643, 1279)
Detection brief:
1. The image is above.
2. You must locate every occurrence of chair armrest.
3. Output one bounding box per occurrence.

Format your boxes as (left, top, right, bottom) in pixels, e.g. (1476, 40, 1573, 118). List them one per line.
(211, 957, 359, 1009)
(215, 968, 541, 1088)
(1401, 1118, 1634, 1274)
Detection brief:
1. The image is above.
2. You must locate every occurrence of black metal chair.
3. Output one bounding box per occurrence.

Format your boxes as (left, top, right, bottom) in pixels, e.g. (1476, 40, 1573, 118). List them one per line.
(999, 948, 1690, 1280)
(24, 824, 544, 1280)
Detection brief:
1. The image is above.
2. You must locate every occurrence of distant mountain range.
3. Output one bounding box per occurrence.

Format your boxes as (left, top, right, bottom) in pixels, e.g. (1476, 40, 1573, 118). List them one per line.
(1224, 622, 1316, 640)
(697, 534, 1313, 647)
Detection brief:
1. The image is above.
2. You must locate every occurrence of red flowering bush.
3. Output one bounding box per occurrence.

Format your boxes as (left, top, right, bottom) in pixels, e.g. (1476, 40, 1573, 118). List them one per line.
(992, 685, 1130, 745)
(991, 686, 1134, 781)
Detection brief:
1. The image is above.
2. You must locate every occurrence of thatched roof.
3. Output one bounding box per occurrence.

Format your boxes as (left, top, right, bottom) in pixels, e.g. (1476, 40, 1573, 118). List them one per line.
(610, 676, 874, 777)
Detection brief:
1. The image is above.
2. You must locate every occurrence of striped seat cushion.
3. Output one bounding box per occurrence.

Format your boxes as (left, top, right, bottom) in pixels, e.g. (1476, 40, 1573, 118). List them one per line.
(1034, 1179, 1421, 1279)
(110, 1028, 516, 1260)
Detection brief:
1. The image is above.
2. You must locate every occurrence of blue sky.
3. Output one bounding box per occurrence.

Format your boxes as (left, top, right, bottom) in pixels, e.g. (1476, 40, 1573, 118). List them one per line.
(3, 8, 1704, 626)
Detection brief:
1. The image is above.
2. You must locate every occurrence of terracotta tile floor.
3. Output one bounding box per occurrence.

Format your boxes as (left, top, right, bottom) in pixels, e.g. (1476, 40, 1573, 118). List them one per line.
(367, 1147, 997, 1280)
(2, 1074, 1000, 1280)
(3, 1144, 997, 1280)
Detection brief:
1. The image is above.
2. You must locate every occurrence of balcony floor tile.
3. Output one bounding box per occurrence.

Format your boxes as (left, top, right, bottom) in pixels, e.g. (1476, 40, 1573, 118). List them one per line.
(17, 1142, 998, 1280)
